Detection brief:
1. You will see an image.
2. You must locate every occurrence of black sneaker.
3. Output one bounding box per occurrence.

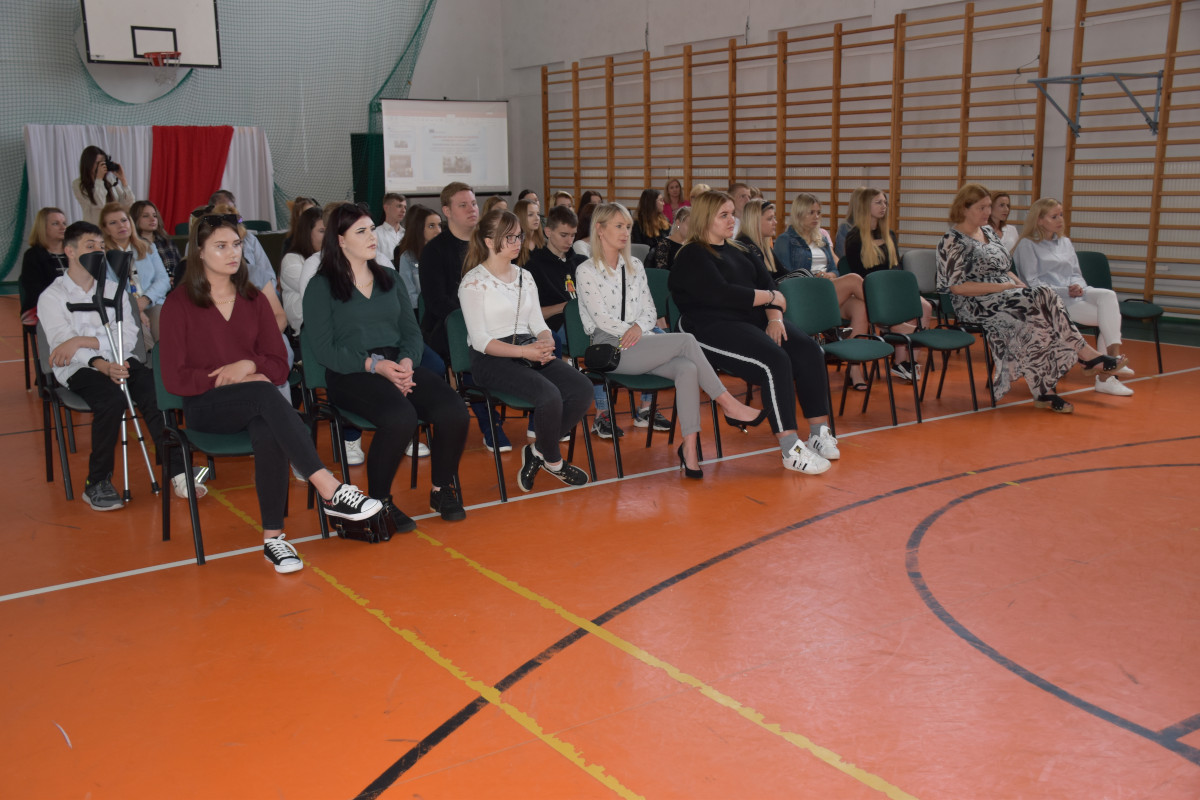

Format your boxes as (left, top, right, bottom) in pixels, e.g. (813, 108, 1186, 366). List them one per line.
(517, 444, 542, 492)
(633, 408, 672, 431)
(83, 477, 124, 511)
(321, 483, 383, 521)
(382, 496, 417, 533)
(591, 412, 623, 439)
(430, 486, 467, 522)
(263, 534, 303, 574)
(542, 460, 589, 487)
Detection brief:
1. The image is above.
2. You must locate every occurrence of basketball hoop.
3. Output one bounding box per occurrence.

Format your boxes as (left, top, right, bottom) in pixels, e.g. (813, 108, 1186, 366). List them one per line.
(144, 51, 182, 85)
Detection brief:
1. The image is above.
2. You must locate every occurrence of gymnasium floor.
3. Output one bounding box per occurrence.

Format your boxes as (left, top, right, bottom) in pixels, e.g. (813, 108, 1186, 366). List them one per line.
(2, 295, 1198, 800)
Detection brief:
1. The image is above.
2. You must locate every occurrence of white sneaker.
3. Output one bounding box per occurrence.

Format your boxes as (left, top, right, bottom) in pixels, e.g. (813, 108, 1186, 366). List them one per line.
(344, 438, 365, 465)
(1095, 375, 1134, 396)
(782, 440, 831, 475)
(806, 425, 841, 460)
(1116, 365, 1134, 377)
(406, 441, 431, 457)
(171, 466, 210, 499)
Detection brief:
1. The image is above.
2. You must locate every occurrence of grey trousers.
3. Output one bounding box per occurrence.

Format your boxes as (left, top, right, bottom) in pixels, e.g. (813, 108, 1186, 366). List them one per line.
(605, 331, 727, 436)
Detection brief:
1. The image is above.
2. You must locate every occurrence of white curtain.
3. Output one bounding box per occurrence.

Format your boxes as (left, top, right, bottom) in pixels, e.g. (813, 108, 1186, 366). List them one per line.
(219, 127, 278, 228)
(22, 123, 276, 230)
(24, 124, 153, 224)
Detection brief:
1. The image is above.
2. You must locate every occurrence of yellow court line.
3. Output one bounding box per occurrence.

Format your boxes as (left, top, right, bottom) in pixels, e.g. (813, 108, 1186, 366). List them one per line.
(208, 489, 641, 796)
(305, 562, 644, 800)
(416, 531, 920, 800)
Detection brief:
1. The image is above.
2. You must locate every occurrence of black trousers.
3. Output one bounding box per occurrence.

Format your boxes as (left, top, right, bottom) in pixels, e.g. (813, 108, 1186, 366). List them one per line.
(67, 361, 181, 484)
(680, 317, 829, 433)
(468, 352, 593, 464)
(325, 366, 469, 498)
(183, 382, 325, 531)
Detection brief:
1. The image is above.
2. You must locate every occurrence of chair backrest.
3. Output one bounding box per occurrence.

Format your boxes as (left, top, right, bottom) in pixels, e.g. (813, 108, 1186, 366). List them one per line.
(445, 308, 474, 377)
(1075, 250, 1114, 291)
(151, 347, 184, 411)
(34, 322, 55, 384)
(174, 221, 191, 236)
(900, 249, 938, 294)
(562, 299, 590, 360)
(777, 277, 842, 337)
(643, 267, 670, 320)
(242, 219, 272, 233)
(667, 294, 682, 332)
(630, 243, 651, 262)
(864, 269, 924, 327)
(297, 329, 327, 391)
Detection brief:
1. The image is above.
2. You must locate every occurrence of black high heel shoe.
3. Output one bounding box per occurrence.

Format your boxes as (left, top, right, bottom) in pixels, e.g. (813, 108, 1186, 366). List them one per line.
(677, 444, 703, 479)
(724, 408, 767, 433)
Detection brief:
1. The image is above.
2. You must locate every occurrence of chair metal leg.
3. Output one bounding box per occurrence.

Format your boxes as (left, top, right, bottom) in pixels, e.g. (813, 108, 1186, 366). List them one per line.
(23, 326, 34, 391)
(608, 382, 625, 479)
(709, 401, 723, 460)
(881, 363, 899, 426)
(65, 407, 77, 453)
(50, 399, 74, 500)
(42, 394, 54, 483)
(161, 443, 171, 541)
(963, 343, 979, 411)
(482, 397, 509, 502)
(1152, 317, 1163, 373)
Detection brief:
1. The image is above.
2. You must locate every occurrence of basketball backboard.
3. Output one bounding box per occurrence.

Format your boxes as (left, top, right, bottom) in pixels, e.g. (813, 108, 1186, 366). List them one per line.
(80, 0, 220, 68)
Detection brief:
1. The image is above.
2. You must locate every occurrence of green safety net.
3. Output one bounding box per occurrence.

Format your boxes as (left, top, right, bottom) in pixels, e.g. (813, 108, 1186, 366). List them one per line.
(0, 0, 437, 282)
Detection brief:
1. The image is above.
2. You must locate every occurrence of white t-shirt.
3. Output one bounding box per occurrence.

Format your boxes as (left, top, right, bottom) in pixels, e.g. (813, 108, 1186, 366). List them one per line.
(809, 242, 828, 274)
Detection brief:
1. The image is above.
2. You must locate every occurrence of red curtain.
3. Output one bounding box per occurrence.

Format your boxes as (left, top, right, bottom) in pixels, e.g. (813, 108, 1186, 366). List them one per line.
(148, 125, 234, 232)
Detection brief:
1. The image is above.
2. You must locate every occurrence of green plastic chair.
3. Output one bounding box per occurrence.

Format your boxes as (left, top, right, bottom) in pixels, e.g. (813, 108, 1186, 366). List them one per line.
(1076, 250, 1163, 373)
(563, 299, 689, 479)
(778, 277, 899, 429)
(644, 267, 671, 325)
(446, 309, 595, 501)
(152, 348, 308, 565)
(863, 270, 978, 423)
(241, 219, 272, 233)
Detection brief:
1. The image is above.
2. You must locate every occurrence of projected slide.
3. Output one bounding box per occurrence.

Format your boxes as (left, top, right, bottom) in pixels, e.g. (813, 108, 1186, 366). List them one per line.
(381, 100, 510, 195)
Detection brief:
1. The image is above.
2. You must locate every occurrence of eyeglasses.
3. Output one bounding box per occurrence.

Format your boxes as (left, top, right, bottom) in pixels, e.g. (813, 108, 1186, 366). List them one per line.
(195, 213, 242, 227)
(504, 233, 525, 245)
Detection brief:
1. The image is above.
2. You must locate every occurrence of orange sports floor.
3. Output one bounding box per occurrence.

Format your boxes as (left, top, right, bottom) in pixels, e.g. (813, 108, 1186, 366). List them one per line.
(2, 294, 1198, 800)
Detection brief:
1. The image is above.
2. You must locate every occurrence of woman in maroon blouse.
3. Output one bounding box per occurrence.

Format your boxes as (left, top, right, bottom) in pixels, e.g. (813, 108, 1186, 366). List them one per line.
(158, 213, 384, 574)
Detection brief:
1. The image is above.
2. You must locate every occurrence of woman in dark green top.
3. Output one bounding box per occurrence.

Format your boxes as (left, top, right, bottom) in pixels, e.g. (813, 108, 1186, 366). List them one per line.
(303, 204, 469, 524)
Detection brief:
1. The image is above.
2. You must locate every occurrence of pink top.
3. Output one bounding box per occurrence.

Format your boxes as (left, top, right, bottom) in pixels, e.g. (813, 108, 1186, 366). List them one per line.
(664, 200, 690, 224)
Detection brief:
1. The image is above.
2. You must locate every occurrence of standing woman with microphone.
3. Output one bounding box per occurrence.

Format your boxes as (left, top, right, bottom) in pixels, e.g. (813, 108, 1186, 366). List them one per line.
(73, 146, 134, 225)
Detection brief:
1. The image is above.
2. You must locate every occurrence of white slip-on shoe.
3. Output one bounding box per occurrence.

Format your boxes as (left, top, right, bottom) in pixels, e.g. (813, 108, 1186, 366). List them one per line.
(1095, 375, 1134, 396)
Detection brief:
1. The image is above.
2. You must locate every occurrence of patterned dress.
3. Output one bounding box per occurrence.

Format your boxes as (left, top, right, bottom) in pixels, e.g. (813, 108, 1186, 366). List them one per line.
(937, 226, 1084, 400)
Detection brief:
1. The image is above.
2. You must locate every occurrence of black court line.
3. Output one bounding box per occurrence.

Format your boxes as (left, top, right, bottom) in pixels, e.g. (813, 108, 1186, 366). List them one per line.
(906, 462, 1200, 766)
(353, 434, 1200, 800)
(1161, 714, 1200, 742)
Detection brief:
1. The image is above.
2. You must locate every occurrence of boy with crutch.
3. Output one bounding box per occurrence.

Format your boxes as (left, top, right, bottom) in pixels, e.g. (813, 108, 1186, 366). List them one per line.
(38, 221, 203, 510)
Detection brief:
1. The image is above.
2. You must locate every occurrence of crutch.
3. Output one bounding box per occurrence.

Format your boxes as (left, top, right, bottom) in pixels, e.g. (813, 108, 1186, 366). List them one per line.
(72, 251, 160, 499)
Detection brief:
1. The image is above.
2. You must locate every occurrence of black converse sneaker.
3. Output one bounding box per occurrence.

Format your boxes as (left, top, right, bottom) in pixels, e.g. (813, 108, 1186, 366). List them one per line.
(518, 445, 543, 492)
(264, 535, 303, 574)
(430, 486, 467, 522)
(542, 460, 589, 487)
(321, 483, 383, 521)
(382, 496, 417, 533)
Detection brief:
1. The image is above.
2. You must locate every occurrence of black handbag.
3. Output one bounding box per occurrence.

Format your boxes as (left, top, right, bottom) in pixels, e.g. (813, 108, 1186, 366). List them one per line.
(582, 267, 626, 373)
(505, 272, 550, 369)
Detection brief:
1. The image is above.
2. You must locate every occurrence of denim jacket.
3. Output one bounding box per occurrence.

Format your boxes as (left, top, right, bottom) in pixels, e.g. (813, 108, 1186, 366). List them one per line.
(772, 227, 837, 277)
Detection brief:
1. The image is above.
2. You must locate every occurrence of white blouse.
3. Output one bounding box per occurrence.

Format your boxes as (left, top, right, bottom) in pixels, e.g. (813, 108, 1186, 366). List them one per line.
(458, 264, 550, 353)
(575, 255, 656, 338)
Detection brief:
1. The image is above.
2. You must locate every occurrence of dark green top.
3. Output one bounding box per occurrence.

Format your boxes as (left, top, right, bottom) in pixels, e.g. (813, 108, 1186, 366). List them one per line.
(302, 273, 424, 374)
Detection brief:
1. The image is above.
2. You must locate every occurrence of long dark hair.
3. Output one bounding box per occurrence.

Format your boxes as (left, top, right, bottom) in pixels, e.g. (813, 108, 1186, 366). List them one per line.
(182, 214, 258, 308)
(395, 204, 438, 263)
(635, 189, 669, 238)
(129, 200, 168, 246)
(78, 145, 113, 204)
(464, 210, 520, 277)
(286, 206, 324, 259)
(317, 203, 395, 302)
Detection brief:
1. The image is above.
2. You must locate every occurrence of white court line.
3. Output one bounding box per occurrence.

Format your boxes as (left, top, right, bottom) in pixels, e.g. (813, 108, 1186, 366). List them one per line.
(3, 364, 1198, 604)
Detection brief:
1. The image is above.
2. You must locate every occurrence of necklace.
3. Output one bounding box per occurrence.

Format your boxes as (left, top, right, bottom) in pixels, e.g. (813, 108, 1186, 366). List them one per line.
(355, 277, 374, 288)
(214, 296, 236, 305)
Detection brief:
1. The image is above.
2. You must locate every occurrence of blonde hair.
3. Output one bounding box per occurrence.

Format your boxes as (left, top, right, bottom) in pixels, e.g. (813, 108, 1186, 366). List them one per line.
(739, 199, 777, 272)
(513, 198, 544, 264)
(28, 207, 66, 249)
(843, 186, 867, 228)
(789, 193, 825, 248)
(99, 202, 152, 259)
(1019, 197, 1061, 245)
(689, 183, 711, 200)
(851, 189, 896, 270)
(481, 196, 508, 216)
(685, 191, 743, 255)
(589, 203, 635, 276)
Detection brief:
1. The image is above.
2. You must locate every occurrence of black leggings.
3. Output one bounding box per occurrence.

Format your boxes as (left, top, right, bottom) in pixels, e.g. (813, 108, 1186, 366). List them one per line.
(325, 366, 469, 498)
(183, 382, 325, 531)
(680, 317, 829, 433)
